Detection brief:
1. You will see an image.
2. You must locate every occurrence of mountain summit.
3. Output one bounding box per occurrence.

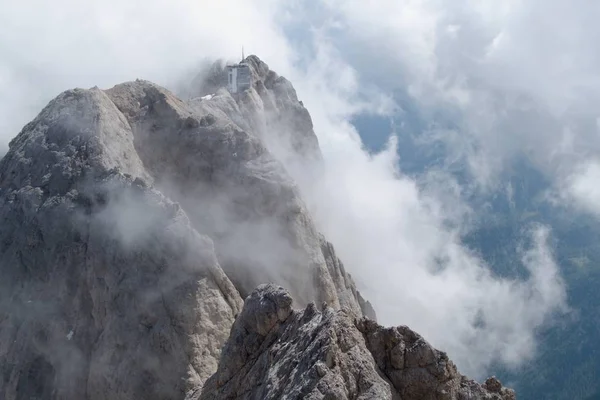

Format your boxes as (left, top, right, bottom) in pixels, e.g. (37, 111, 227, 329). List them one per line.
(0, 55, 513, 399)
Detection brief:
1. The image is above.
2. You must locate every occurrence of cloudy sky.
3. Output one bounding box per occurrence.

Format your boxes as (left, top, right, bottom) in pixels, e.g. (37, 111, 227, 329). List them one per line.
(3, 0, 599, 376)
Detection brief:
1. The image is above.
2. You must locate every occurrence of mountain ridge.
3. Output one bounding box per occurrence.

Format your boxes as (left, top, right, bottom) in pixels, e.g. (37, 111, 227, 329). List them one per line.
(0, 55, 512, 399)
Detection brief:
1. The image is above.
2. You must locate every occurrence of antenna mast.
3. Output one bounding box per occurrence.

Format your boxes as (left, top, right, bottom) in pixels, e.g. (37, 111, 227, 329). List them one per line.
(242, 46, 245, 62)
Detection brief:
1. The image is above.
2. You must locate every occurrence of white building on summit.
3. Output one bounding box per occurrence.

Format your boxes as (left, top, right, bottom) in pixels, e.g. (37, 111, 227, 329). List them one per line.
(227, 49, 252, 94)
(227, 62, 252, 93)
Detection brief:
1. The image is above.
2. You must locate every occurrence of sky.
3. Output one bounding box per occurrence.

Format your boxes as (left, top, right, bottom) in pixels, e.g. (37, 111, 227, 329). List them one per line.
(3, 0, 600, 377)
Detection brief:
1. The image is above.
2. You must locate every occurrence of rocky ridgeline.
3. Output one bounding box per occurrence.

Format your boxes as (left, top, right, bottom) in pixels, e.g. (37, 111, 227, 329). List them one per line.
(0, 55, 513, 399)
(194, 284, 515, 400)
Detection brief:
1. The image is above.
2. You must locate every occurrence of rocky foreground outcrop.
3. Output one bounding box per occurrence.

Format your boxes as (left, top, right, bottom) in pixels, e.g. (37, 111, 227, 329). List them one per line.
(193, 285, 515, 400)
(0, 55, 512, 399)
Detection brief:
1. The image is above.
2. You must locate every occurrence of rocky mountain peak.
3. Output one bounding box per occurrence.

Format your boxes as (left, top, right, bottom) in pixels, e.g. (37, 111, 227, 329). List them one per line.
(188, 56, 321, 165)
(0, 55, 512, 399)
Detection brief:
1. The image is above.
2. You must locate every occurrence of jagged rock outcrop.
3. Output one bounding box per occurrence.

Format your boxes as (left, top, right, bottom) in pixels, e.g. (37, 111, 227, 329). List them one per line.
(195, 285, 516, 400)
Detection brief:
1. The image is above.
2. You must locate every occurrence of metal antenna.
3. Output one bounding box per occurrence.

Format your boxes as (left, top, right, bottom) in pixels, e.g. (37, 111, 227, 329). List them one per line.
(242, 46, 245, 62)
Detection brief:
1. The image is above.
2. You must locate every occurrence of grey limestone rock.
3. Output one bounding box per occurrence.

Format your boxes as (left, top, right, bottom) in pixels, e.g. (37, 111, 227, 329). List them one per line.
(0, 87, 243, 399)
(196, 285, 516, 400)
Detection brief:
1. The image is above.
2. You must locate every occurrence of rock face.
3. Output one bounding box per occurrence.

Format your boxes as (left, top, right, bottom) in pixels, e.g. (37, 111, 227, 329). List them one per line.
(0, 88, 243, 399)
(196, 285, 516, 400)
(0, 54, 512, 399)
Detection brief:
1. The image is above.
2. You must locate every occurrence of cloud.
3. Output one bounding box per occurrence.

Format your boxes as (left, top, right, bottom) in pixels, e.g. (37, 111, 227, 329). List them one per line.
(561, 160, 600, 216)
(251, 2, 570, 375)
(0, 0, 570, 378)
(313, 0, 600, 191)
(295, 114, 567, 375)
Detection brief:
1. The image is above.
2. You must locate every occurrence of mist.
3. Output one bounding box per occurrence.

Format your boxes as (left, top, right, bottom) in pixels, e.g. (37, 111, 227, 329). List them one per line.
(311, 0, 600, 203)
(0, 0, 580, 378)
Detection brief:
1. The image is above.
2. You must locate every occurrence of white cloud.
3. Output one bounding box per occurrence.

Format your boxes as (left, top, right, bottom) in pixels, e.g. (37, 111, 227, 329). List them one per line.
(0, 0, 570, 378)
(298, 110, 567, 374)
(313, 0, 600, 193)
(255, 1, 570, 375)
(562, 161, 600, 216)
